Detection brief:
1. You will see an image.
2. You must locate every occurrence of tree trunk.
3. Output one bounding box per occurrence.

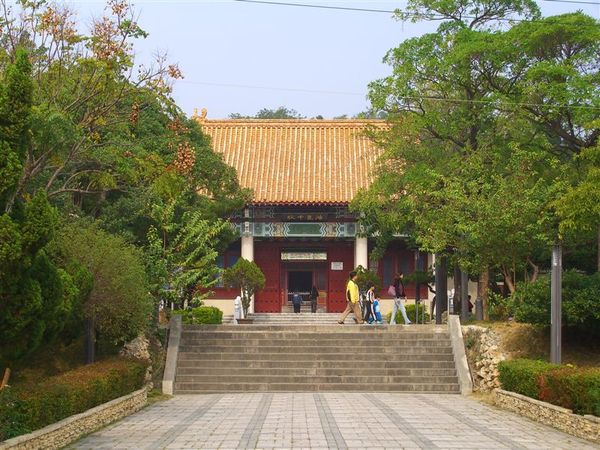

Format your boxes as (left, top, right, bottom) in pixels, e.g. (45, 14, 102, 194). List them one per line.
(480, 267, 490, 321)
(85, 318, 95, 364)
(501, 265, 516, 294)
(527, 258, 540, 283)
(453, 264, 461, 314)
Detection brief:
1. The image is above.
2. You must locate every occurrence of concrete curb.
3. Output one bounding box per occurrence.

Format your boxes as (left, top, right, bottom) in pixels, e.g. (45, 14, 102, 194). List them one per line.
(448, 315, 473, 395)
(162, 314, 182, 395)
(0, 388, 147, 450)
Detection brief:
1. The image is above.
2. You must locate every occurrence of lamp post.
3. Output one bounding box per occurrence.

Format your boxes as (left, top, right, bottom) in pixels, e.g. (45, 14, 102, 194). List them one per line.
(551, 243, 562, 364)
(415, 251, 421, 324)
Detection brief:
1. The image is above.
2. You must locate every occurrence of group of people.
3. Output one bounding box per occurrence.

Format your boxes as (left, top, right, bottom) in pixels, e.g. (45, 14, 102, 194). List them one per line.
(337, 271, 412, 325)
(291, 286, 319, 313)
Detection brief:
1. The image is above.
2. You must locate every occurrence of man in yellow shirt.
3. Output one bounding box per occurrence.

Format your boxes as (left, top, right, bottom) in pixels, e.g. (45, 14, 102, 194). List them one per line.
(338, 270, 364, 324)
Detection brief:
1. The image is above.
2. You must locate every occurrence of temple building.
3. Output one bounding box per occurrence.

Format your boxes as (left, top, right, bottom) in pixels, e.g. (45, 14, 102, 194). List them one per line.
(196, 114, 432, 315)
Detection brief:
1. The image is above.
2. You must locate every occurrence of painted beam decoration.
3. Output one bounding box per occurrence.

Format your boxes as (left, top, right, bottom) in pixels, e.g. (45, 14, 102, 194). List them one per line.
(234, 222, 358, 238)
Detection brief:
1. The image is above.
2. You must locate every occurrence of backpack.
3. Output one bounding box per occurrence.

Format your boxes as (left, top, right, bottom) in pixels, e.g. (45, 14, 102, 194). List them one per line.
(387, 285, 396, 297)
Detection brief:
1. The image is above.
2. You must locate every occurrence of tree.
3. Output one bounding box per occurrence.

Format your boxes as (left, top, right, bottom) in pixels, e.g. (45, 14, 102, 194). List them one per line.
(222, 258, 266, 318)
(0, 50, 76, 365)
(0, 0, 183, 207)
(229, 106, 304, 119)
(146, 213, 232, 310)
(354, 1, 599, 318)
(553, 142, 600, 272)
(55, 221, 152, 350)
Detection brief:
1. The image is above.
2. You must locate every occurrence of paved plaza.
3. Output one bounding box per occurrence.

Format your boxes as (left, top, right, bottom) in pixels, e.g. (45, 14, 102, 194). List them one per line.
(71, 393, 596, 449)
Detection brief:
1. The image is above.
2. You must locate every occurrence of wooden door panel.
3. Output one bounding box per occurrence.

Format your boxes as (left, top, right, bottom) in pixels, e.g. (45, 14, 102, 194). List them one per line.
(327, 242, 354, 313)
(254, 243, 281, 313)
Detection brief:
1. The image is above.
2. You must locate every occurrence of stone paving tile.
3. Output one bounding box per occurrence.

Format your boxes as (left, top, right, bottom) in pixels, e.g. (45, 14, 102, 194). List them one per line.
(70, 393, 597, 450)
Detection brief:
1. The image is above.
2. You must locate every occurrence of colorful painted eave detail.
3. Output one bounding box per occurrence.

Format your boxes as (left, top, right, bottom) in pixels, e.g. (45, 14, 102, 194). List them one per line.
(233, 222, 358, 238)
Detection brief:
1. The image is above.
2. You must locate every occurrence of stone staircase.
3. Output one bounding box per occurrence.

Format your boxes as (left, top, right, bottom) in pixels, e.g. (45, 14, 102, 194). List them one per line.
(250, 313, 347, 325)
(173, 323, 460, 394)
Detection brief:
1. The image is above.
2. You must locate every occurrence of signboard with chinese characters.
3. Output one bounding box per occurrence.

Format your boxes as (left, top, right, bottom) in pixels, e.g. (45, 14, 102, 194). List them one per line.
(281, 251, 327, 261)
(331, 262, 343, 271)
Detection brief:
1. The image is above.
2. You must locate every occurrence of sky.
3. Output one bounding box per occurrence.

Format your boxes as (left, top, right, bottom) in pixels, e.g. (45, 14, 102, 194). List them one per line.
(48, 1, 600, 118)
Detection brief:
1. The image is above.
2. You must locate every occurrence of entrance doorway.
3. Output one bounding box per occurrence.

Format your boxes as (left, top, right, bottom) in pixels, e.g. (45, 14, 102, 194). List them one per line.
(287, 271, 312, 302)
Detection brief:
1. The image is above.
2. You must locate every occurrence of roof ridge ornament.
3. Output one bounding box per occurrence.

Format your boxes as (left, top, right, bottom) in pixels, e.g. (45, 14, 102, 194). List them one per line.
(193, 107, 208, 123)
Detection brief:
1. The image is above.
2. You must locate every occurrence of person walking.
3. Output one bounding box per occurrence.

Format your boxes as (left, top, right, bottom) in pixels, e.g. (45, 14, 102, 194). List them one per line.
(363, 283, 376, 323)
(338, 271, 364, 324)
(310, 285, 319, 313)
(390, 272, 411, 325)
(292, 292, 302, 313)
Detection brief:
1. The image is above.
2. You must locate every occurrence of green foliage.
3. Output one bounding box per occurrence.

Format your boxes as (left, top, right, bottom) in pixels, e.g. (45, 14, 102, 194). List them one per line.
(498, 359, 600, 415)
(229, 106, 304, 119)
(386, 304, 430, 324)
(355, 265, 382, 292)
(56, 221, 152, 346)
(498, 359, 559, 399)
(355, 4, 600, 319)
(539, 367, 600, 416)
(222, 258, 266, 317)
(175, 306, 223, 325)
(0, 358, 146, 441)
(487, 292, 510, 321)
(509, 271, 600, 335)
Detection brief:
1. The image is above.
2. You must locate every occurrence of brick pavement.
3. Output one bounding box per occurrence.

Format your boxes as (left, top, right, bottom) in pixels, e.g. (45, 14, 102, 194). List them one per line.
(71, 393, 596, 449)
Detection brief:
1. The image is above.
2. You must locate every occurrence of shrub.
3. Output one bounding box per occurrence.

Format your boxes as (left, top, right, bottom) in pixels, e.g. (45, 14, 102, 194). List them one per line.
(222, 258, 265, 317)
(498, 359, 559, 399)
(56, 221, 153, 346)
(487, 292, 509, 321)
(0, 358, 146, 441)
(386, 304, 430, 324)
(539, 367, 600, 416)
(175, 306, 223, 324)
(509, 271, 600, 335)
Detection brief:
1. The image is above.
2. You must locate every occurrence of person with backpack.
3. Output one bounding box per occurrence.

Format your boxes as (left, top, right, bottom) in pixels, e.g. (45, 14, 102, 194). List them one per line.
(390, 272, 411, 325)
(338, 271, 364, 324)
(363, 283, 376, 323)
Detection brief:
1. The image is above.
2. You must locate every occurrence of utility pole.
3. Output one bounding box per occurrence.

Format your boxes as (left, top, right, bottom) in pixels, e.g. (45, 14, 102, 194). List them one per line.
(435, 255, 447, 324)
(415, 251, 421, 324)
(551, 243, 562, 364)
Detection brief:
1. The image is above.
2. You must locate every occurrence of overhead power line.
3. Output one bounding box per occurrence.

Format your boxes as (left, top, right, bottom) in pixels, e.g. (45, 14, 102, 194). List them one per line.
(541, 0, 600, 5)
(232, 0, 600, 21)
(179, 79, 600, 110)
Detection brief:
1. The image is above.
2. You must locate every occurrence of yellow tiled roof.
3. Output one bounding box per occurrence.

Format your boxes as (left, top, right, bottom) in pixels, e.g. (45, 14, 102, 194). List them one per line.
(198, 119, 385, 205)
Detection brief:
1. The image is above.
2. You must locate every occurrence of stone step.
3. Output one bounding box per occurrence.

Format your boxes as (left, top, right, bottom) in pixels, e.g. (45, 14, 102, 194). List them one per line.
(179, 339, 453, 347)
(176, 359, 457, 369)
(173, 321, 460, 394)
(177, 352, 455, 361)
(183, 324, 445, 332)
(177, 345, 453, 354)
(176, 367, 457, 377)
(181, 331, 450, 340)
(173, 382, 461, 393)
(175, 374, 459, 384)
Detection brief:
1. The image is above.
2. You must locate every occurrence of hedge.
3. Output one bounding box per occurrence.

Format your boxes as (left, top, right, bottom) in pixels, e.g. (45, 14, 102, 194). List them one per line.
(386, 304, 430, 324)
(174, 306, 223, 325)
(539, 367, 600, 416)
(0, 358, 146, 441)
(498, 359, 600, 415)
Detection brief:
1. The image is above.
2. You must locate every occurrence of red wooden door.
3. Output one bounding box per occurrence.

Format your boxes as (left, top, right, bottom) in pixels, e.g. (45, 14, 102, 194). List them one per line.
(327, 242, 354, 313)
(254, 242, 281, 313)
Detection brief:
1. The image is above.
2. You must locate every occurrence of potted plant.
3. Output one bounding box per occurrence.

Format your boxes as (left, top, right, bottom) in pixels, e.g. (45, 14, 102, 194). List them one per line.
(222, 258, 266, 323)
